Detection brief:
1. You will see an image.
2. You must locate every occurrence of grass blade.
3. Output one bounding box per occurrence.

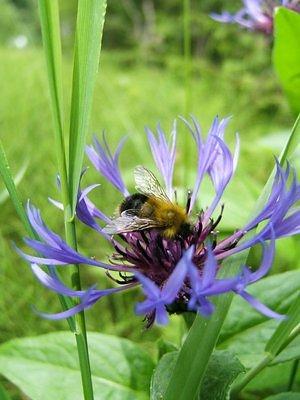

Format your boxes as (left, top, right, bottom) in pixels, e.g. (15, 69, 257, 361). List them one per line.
(68, 0, 107, 215)
(0, 141, 33, 236)
(0, 159, 28, 204)
(38, 0, 70, 217)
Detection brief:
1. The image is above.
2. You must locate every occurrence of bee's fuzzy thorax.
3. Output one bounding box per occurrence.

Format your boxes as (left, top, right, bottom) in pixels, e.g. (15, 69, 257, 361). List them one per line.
(146, 197, 189, 238)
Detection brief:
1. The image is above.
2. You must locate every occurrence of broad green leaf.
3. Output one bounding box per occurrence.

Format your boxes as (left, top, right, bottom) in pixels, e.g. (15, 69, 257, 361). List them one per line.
(273, 8, 300, 114)
(263, 394, 300, 400)
(219, 271, 300, 344)
(164, 253, 245, 400)
(150, 351, 177, 400)
(156, 339, 178, 360)
(68, 0, 107, 215)
(162, 106, 300, 400)
(0, 332, 154, 400)
(151, 350, 245, 400)
(245, 361, 297, 392)
(219, 318, 300, 369)
(198, 351, 245, 400)
(266, 294, 300, 357)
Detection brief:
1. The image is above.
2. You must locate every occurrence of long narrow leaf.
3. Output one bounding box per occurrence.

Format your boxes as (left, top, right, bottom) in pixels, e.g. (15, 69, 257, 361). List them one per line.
(0, 141, 33, 236)
(38, 0, 64, 141)
(0, 140, 76, 330)
(266, 295, 300, 356)
(165, 254, 244, 400)
(0, 159, 28, 204)
(165, 115, 300, 399)
(68, 0, 107, 215)
(38, 0, 70, 213)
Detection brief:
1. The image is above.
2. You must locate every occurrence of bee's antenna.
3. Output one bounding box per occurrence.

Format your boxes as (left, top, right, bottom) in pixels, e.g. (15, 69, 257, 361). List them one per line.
(186, 190, 192, 213)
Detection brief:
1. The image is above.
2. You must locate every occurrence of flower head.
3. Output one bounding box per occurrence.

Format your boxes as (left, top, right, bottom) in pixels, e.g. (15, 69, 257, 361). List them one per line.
(19, 116, 300, 326)
(211, 0, 300, 34)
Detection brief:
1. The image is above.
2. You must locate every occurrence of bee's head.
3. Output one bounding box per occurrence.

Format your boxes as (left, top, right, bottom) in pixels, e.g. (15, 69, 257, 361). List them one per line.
(179, 222, 193, 238)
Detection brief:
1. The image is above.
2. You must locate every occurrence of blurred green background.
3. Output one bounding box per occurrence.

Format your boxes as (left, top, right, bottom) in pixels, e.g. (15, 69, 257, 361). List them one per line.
(0, 0, 299, 398)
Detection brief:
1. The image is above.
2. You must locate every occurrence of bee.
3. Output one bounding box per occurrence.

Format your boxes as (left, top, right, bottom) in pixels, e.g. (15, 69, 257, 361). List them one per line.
(103, 166, 192, 239)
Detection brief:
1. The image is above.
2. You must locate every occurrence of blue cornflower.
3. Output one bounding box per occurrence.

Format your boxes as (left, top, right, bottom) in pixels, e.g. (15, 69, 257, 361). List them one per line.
(18, 116, 300, 326)
(211, 0, 300, 34)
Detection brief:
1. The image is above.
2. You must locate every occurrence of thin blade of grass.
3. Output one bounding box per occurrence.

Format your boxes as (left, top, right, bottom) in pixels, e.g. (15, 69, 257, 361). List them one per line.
(0, 159, 28, 204)
(165, 115, 300, 399)
(0, 141, 33, 236)
(68, 0, 107, 215)
(38, 0, 70, 215)
(0, 140, 75, 330)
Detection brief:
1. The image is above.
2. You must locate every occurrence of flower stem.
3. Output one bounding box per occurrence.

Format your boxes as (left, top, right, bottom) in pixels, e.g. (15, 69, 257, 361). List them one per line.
(183, 0, 192, 116)
(182, 0, 193, 185)
(64, 206, 94, 400)
(230, 353, 273, 398)
(38, 1, 94, 398)
(231, 322, 300, 397)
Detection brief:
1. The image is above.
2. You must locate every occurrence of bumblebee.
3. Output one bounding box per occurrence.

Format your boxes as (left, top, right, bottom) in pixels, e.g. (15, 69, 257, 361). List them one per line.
(103, 166, 192, 238)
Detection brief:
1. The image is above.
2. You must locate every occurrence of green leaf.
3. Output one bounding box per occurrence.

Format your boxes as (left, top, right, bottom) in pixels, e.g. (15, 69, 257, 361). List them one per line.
(162, 108, 300, 400)
(0, 332, 154, 400)
(219, 318, 300, 369)
(245, 361, 296, 392)
(0, 159, 28, 204)
(0, 382, 12, 400)
(0, 141, 33, 236)
(164, 252, 245, 400)
(273, 7, 300, 114)
(199, 351, 245, 400)
(263, 393, 300, 400)
(150, 351, 177, 400)
(219, 271, 300, 345)
(38, 0, 69, 212)
(156, 339, 178, 360)
(68, 0, 107, 215)
(151, 350, 245, 400)
(220, 272, 300, 396)
(266, 294, 300, 357)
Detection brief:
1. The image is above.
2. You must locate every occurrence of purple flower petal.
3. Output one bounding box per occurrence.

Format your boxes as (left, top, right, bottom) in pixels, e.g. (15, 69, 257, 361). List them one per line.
(146, 121, 176, 198)
(237, 290, 286, 319)
(86, 134, 129, 196)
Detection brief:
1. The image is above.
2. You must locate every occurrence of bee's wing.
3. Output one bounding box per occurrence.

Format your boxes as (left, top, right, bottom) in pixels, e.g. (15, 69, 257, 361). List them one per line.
(134, 166, 171, 202)
(103, 212, 162, 235)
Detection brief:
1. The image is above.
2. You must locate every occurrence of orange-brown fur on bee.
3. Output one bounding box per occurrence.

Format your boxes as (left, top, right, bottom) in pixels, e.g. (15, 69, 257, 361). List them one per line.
(139, 197, 189, 238)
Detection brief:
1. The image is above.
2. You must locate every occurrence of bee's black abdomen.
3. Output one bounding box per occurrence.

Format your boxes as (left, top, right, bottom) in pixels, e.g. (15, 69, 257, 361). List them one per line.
(119, 193, 148, 215)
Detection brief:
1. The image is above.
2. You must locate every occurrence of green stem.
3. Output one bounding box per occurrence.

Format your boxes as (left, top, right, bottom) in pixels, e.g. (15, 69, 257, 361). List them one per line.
(231, 323, 300, 397)
(38, 1, 94, 398)
(288, 360, 299, 391)
(231, 354, 273, 399)
(59, 185, 94, 400)
(182, 0, 193, 185)
(183, 0, 192, 116)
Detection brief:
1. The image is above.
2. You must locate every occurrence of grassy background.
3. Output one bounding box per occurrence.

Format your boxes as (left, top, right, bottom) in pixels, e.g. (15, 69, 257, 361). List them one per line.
(0, 1, 300, 398)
